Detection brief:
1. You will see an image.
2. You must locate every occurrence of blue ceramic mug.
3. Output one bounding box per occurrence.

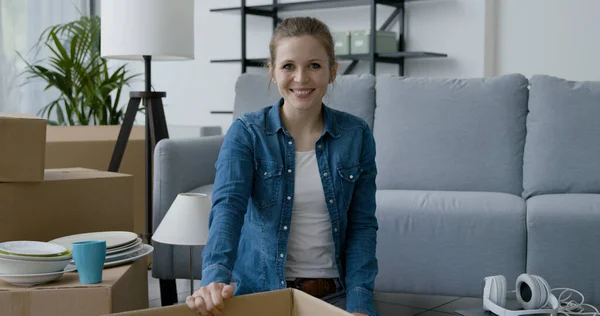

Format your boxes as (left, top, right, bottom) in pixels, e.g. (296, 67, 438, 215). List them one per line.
(72, 240, 106, 284)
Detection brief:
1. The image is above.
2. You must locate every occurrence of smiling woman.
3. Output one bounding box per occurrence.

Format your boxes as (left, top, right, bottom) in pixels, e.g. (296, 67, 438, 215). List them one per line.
(187, 17, 378, 316)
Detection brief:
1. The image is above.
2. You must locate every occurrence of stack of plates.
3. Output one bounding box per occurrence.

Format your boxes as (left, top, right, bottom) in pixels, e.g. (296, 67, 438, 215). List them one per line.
(49, 231, 153, 268)
(0, 241, 77, 286)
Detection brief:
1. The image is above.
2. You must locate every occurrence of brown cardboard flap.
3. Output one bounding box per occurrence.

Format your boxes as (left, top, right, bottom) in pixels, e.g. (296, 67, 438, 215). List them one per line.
(0, 113, 46, 182)
(108, 288, 350, 316)
(44, 168, 131, 181)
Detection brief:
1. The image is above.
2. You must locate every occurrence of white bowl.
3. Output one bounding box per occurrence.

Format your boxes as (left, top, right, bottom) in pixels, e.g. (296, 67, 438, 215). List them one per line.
(0, 256, 71, 275)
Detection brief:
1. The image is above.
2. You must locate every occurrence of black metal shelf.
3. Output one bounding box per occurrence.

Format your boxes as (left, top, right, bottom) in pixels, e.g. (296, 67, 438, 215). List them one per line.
(210, 0, 417, 15)
(210, 51, 447, 67)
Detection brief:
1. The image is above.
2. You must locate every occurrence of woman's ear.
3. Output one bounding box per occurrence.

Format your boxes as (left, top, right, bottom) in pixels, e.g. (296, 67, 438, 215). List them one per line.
(330, 62, 339, 83)
(268, 62, 276, 83)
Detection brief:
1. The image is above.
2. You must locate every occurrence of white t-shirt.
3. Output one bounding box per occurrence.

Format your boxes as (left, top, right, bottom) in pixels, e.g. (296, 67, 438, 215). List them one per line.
(285, 150, 339, 280)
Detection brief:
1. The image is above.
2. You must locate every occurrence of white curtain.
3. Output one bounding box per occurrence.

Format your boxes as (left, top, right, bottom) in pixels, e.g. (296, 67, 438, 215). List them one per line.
(0, 0, 88, 115)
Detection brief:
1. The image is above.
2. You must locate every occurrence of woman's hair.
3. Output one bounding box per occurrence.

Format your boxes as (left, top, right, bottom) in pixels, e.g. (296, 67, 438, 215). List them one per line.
(268, 17, 337, 72)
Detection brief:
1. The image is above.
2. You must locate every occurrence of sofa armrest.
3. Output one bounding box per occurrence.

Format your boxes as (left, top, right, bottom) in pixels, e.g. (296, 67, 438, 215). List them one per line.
(153, 135, 224, 230)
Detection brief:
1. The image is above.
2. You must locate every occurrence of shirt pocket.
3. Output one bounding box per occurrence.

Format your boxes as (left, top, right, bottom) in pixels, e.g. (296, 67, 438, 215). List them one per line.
(336, 164, 363, 210)
(253, 160, 283, 209)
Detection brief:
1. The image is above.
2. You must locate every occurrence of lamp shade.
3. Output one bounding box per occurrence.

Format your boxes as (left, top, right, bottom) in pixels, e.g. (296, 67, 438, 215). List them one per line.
(152, 193, 211, 246)
(101, 0, 195, 61)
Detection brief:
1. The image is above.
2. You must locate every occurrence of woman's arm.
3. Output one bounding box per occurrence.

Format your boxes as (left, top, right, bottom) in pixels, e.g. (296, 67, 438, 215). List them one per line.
(344, 125, 379, 316)
(200, 119, 254, 286)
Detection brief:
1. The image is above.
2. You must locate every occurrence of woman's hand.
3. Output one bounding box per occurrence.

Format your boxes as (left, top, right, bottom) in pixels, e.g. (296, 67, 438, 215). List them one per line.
(186, 282, 234, 315)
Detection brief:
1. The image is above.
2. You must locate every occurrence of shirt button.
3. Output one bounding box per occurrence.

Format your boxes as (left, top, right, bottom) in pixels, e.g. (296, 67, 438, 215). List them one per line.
(323, 172, 328, 177)
(287, 169, 292, 173)
(329, 199, 334, 204)
(349, 175, 354, 179)
(318, 144, 322, 149)
(334, 228, 338, 232)
(288, 141, 293, 145)
(280, 253, 284, 258)
(281, 281, 285, 285)
(283, 226, 288, 230)
(287, 196, 292, 200)
(264, 172, 267, 176)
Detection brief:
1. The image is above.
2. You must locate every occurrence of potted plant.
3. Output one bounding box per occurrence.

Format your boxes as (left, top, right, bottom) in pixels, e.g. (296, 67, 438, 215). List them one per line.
(18, 15, 140, 126)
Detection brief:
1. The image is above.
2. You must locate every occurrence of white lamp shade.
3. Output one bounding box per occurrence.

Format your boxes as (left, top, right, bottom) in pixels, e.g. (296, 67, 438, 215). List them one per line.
(152, 193, 211, 246)
(101, 0, 195, 61)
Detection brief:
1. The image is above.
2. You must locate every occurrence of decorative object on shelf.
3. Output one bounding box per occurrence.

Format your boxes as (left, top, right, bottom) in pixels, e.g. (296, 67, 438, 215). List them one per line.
(152, 193, 212, 295)
(209, 0, 447, 76)
(17, 15, 140, 126)
(100, 0, 195, 244)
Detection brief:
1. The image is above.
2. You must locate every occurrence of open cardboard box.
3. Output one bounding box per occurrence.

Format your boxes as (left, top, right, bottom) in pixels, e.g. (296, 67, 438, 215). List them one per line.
(108, 288, 351, 316)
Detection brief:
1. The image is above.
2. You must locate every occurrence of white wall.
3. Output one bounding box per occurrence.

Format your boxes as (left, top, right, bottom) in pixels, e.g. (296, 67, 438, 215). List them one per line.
(133, 0, 491, 133)
(494, 0, 600, 81)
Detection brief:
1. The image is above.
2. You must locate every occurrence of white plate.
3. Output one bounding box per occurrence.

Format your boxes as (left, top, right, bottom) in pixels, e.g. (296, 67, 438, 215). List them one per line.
(106, 244, 144, 261)
(49, 231, 138, 250)
(107, 238, 142, 255)
(0, 264, 77, 287)
(0, 241, 67, 256)
(0, 250, 72, 262)
(0, 256, 71, 275)
(104, 244, 153, 268)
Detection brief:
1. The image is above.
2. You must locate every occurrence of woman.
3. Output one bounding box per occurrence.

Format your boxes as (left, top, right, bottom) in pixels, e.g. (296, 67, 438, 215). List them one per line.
(186, 16, 378, 316)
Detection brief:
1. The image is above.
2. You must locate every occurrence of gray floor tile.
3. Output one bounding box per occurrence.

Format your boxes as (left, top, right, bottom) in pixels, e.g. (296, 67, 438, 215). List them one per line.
(149, 299, 162, 308)
(416, 311, 456, 316)
(433, 297, 483, 313)
(375, 300, 427, 316)
(374, 292, 459, 310)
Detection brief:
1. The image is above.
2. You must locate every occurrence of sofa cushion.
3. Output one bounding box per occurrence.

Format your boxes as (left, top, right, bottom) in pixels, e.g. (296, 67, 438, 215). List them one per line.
(374, 74, 529, 196)
(374, 189, 526, 297)
(233, 73, 376, 128)
(523, 75, 600, 199)
(526, 193, 600, 305)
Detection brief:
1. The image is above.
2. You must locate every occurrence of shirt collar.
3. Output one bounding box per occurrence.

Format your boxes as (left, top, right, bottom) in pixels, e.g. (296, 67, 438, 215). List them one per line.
(265, 98, 340, 138)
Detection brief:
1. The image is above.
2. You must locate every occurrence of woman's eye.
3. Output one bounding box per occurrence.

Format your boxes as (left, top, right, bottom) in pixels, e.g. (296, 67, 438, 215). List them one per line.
(310, 63, 321, 69)
(283, 64, 293, 70)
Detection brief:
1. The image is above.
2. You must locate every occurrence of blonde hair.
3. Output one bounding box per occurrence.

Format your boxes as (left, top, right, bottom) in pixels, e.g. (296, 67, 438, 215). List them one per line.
(267, 17, 337, 72)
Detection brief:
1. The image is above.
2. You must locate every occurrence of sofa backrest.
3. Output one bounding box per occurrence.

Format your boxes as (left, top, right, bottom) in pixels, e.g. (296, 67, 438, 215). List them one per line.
(233, 73, 376, 128)
(522, 75, 600, 199)
(373, 74, 530, 196)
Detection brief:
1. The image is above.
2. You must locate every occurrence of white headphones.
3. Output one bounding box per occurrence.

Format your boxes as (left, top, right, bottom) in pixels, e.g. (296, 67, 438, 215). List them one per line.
(483, 274, 559, 316)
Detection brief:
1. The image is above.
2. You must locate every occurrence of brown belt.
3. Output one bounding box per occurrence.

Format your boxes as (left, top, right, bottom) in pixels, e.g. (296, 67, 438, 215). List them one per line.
(286, 278, 338, 298)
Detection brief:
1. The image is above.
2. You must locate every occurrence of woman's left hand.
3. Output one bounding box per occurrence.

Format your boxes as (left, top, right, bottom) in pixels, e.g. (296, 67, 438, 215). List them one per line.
(352, 313, 369, 316)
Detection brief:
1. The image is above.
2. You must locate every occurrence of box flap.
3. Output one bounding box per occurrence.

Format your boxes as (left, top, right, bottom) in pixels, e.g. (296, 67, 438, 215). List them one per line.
(109, 288, 293, 316)
(0, 113, 44, 120)
(292, 289, 352, 315)
(43, 168, 132, 181)
(46, 126, 145, 142)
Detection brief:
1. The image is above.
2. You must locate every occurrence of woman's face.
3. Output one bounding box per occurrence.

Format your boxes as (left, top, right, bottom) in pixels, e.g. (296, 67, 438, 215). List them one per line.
(270, 35, 337, 111)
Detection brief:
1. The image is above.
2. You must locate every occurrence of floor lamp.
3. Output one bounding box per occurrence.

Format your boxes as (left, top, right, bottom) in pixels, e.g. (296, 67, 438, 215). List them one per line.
(101, 0, 194, 242)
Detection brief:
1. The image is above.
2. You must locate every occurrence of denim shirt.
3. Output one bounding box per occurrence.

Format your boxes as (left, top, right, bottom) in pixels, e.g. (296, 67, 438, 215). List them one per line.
(200, 99, 379, 316)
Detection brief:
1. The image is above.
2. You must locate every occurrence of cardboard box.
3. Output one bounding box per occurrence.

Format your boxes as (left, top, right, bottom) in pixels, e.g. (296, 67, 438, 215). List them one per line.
(45, 126, 146, 237)
(0, 113, 46, 182)
(108, 288, 351, 316)
(0, 259, 149, 316)
(0, 168, 134, 242)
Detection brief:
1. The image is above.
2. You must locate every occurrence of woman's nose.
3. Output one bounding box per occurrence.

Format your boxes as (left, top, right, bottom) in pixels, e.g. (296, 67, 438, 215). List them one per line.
(294, 69, 309, 83)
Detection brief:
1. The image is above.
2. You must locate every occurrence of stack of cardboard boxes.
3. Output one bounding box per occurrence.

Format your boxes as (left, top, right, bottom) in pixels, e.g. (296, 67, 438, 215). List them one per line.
(0, 113, 149, 315)
(0, 113, 135, 242)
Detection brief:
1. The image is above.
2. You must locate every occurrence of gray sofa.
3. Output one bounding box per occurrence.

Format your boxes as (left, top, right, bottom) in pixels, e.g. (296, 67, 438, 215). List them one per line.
(151, 73, 600, 308)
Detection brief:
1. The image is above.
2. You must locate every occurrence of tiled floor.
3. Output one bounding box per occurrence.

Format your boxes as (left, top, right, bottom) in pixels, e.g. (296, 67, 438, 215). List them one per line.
(147, 270, 483, 315)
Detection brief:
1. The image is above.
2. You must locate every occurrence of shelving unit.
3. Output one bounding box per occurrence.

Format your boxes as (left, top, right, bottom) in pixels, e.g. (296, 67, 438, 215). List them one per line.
(209, 0, 447, 114)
